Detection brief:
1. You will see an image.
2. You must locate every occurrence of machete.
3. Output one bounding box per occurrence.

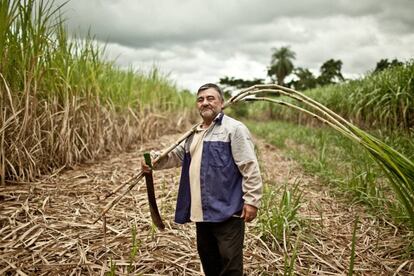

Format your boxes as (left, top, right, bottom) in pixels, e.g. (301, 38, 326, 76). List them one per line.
(143, 152, 165, 230)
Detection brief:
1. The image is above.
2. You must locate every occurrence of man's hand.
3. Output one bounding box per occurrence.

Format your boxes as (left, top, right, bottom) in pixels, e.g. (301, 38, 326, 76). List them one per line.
(142, 150, 161, 173)
(240, 204, 258, 222)
(141, 160, 152, 174)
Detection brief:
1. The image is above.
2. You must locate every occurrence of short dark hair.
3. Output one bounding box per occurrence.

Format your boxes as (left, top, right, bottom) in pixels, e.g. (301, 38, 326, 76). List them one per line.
(197, 83, 224, 100)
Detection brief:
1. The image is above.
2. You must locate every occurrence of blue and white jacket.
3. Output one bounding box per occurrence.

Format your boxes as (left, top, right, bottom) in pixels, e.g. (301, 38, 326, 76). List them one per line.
(155, 113, 262, 224)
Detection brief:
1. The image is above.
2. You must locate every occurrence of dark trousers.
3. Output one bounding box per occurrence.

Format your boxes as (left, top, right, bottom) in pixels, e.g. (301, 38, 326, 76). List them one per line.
(196, 217, 245, 276)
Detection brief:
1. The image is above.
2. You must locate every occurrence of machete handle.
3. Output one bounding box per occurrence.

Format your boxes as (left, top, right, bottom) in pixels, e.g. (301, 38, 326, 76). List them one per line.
(143, 152, 152, 169)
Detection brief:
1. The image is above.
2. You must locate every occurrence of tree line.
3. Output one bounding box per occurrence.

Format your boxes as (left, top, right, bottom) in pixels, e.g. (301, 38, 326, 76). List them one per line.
(219, 46, 404, 92)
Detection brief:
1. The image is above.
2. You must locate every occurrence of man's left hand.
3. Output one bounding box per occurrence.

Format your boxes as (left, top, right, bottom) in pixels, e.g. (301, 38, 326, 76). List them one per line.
(241, 204, 258, 222)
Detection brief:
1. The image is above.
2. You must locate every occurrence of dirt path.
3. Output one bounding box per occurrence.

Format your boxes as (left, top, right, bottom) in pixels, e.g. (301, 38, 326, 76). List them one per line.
(0, 134, 413, 275)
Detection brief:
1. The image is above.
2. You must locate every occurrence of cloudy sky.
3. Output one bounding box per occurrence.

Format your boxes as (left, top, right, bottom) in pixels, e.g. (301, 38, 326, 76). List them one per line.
(56, 0, 414, 92)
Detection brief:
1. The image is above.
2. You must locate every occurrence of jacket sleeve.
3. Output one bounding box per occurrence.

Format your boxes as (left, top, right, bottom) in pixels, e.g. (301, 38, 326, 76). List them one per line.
(153, 140, 185, 170)
(231, 123, 263, 208)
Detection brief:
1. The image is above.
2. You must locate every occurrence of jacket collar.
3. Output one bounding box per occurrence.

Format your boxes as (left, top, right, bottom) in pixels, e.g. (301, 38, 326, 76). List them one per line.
(214, 112, 224, 125)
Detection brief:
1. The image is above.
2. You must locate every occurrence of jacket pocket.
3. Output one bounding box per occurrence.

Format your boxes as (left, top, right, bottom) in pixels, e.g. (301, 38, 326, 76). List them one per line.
(209, 142, 231, 167)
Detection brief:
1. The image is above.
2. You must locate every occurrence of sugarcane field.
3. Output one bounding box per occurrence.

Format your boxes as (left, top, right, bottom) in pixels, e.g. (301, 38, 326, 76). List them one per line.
(1, 1, 414, 275)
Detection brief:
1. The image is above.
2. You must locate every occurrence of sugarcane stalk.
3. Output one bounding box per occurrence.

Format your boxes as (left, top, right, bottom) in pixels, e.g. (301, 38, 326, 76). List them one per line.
(227, 85, 355, 139)
(93, 176, 143, 224)
(102, 171, 144, 200)
(244, 97, 361, 143)
(240, 85, 414, 228)
(245, 89, 357, 138)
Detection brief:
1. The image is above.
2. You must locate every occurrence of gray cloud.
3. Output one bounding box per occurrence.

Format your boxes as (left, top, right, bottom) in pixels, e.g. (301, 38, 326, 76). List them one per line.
(59, 0, 414, 46)
(56, 0, 414, 91)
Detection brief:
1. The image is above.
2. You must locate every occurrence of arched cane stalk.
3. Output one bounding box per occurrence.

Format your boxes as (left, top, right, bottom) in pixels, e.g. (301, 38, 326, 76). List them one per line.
(243, 96, 360, 142)
(96, 84, 414, 229)
(232, 85, 414, 229)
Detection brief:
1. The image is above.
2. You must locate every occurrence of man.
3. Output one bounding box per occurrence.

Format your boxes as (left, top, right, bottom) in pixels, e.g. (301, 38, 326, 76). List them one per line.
(142, 83, 262, 276)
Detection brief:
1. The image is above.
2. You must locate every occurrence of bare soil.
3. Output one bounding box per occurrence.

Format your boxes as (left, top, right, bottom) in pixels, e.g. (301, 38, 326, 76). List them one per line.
(1, 134, 413, 275)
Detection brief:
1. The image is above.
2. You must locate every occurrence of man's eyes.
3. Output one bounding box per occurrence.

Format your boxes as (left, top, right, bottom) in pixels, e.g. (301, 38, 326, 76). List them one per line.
(197, 96, 216, 102)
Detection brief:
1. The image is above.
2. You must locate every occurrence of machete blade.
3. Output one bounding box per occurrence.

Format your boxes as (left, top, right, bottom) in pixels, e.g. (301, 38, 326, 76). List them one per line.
(144, 152, 165, 230)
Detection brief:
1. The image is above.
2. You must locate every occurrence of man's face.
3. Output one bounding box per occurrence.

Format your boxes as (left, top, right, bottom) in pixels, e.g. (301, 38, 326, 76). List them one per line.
(196, 88, 224, 122)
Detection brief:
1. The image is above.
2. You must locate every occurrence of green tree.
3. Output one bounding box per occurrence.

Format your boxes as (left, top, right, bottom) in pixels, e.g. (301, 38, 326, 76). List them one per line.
(374, 59, 392, 73)
(219, 76, 264, 90)
(218, 76, 264, 118)
(373, 58, 403, 73)
(317, 59, 345, 86)
(290, 67, 317, 91)
(267, 46, 296, 85)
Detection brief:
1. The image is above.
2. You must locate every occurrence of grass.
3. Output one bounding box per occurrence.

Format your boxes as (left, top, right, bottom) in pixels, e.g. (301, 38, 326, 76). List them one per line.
(247, 120, 413, 226)
(283, 234, 300, 276)
(348, 216, 359, 276)
(255, 177, 302, 274)
(0, 0, 195, 182)
(128, 224, 141, 273)
(108, 258, 116, 276)
(256, 180, 303, 248)
(1, 0, 193, 111)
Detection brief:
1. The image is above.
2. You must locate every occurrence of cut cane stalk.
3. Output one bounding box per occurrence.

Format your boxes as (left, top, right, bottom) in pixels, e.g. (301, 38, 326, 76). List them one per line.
(96, 84, 414, 229)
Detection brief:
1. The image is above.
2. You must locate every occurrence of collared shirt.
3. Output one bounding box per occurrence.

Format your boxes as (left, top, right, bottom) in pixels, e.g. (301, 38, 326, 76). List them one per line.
(188, 124, 209, 221)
